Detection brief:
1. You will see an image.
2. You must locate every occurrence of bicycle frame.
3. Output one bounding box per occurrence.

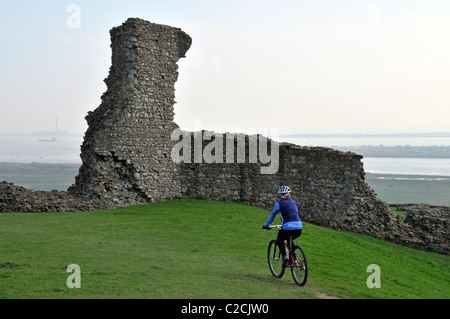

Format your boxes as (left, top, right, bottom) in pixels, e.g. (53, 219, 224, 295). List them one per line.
(265, 224, 308, 286)
(268, 225, 296, 266)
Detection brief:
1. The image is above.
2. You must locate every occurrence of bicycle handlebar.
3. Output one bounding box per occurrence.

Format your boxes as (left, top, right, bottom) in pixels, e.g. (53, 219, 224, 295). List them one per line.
(264, 225, 282, 230)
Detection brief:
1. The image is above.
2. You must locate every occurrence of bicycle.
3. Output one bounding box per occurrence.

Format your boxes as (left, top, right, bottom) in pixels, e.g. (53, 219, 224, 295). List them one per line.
(265, 225, 308, 286)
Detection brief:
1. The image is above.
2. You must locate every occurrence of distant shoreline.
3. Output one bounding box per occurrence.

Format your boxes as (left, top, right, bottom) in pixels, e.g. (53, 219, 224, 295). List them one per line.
(280, 132, 450, 138)
(365, 172, 450, 180)
(1, 162, 447, 175)
(0, 162, 81, 169)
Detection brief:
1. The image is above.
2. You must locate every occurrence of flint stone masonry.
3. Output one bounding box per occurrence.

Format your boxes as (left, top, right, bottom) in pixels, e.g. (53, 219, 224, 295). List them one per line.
(0, 181, 113, 212)
(68, 18, 191, 204)
(392, 204, 449, 254)
(1, 18, 447, 255)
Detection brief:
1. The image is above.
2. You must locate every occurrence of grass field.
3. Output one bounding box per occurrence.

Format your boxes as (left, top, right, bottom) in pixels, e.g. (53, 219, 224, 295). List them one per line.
(1, 199, 448, 299)
(366, 173, 450, 206)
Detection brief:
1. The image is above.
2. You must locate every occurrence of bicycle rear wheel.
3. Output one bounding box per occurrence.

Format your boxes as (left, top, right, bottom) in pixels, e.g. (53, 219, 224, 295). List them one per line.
(291, 245, 308, 286)
(267, 239, 285, 278)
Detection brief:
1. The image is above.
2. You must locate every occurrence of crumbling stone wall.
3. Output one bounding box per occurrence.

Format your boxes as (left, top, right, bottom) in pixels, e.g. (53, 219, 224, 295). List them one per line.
(179, 134, 400, 240)
(62, 18, 447, 254)
(392, 204, 449, 254)
(0, 181, 114, 212)
(69, 18, 191, 205)
(178, 135, 449, 254)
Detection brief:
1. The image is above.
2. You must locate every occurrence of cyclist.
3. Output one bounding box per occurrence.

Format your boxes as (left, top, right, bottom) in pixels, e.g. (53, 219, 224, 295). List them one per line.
(263, 186, 303, 265)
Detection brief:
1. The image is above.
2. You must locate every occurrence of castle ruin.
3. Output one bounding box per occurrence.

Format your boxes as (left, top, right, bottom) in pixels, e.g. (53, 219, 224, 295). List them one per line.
(66, 18, 449, 254)
(68, 19, 392, 233)
(2, 18, 446, 255)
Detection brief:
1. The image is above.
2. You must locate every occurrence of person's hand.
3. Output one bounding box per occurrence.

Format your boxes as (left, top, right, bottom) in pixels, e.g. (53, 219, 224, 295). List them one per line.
(262, 225, 271, 230)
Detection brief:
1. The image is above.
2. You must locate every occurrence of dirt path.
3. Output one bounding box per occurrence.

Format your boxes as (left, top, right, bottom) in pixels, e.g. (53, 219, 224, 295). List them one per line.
(315, 292, 342, 299)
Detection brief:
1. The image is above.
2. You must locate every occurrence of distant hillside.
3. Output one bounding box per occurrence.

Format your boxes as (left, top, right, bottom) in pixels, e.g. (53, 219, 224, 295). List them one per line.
(282, 132, 450, 139)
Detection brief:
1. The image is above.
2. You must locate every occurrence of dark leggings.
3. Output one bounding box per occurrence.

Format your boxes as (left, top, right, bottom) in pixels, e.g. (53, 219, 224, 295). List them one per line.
(277, 228, 302, 257)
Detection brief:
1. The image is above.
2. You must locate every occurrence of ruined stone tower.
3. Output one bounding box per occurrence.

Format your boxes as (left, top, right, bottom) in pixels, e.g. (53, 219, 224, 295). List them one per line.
(69, 18, 191, 204)
(50, 18, 450, 254)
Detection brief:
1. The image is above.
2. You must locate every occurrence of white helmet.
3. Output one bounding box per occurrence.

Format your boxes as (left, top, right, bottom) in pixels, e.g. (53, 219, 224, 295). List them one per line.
(277, 186, 291, 194)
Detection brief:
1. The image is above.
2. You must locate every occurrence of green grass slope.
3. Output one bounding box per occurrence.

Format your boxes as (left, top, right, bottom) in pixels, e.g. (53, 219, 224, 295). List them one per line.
(0, 199, 448, 299)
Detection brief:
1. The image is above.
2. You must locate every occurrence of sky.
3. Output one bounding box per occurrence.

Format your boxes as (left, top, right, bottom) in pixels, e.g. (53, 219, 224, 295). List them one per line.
(1, 0, 449, 136)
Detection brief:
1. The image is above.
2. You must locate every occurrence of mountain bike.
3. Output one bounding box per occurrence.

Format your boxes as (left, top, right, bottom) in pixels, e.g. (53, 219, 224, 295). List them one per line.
(265, 225, 308, 286)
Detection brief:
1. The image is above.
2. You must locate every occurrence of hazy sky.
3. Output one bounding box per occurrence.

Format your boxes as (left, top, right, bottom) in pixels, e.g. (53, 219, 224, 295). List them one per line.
(1, 0, 449, 135)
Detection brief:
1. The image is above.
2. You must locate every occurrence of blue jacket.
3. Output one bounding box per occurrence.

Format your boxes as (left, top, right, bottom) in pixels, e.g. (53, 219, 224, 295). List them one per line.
(264, 197, 302, 230)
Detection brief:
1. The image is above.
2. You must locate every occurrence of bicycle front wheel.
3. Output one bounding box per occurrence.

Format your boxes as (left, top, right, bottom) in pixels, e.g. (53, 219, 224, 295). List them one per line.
(267, 239, 285, 278)
(291, 245, 308, 286)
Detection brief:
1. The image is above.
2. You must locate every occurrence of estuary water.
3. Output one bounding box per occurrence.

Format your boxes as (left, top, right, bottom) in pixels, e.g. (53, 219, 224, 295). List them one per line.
(279, 136, 450, 177)
(0, 134, 83, 164)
